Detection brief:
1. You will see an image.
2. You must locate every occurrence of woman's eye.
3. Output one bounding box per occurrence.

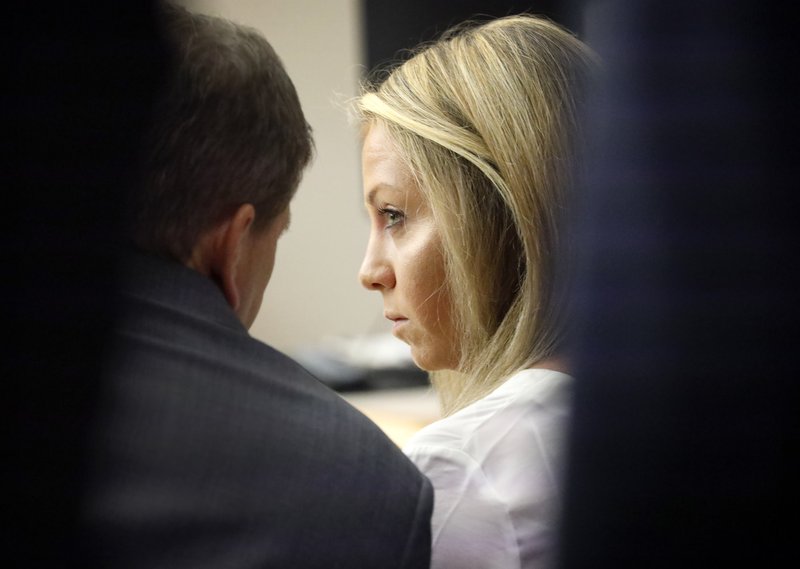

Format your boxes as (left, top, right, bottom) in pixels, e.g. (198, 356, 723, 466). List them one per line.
(378, 207, 405, 229)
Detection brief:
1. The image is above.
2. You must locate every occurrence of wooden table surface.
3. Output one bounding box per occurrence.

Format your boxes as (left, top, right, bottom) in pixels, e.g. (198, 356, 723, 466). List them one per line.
(341, 386, 441, 448)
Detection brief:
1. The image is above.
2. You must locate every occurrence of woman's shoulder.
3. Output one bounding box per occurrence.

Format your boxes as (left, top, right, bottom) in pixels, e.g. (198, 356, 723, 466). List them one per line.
(404, 369, 573, 568)
(405, 368, 572, 459)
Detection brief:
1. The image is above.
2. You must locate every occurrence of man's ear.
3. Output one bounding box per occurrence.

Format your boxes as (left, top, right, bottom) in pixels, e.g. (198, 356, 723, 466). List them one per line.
(207, 204, 256, 311)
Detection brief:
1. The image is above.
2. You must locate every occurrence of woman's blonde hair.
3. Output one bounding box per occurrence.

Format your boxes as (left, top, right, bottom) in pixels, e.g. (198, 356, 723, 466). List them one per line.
(358, 15, 596, 415)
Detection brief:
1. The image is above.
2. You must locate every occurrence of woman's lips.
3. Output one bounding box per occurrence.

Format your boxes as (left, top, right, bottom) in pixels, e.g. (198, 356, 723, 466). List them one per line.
(385, 312, 408, 332)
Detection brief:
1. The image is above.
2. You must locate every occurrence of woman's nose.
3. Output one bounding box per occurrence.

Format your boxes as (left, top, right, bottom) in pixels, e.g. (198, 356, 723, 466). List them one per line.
(359, 241, 395, 291)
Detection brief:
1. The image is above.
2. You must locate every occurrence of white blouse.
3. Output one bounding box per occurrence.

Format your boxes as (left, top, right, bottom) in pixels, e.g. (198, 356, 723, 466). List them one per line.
(404, 369, 572, 569)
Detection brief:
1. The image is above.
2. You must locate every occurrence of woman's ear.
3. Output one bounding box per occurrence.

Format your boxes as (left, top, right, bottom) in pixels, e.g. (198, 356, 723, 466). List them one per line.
(203, 204, 256, 311)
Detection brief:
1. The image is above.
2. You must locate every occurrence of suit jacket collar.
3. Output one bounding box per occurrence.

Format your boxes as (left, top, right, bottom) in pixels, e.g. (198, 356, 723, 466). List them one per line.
(119, 249, 246, 334)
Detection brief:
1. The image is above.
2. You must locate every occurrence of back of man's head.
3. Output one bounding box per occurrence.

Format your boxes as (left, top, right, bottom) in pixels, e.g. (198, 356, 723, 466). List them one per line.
(131, 3, 313, 262)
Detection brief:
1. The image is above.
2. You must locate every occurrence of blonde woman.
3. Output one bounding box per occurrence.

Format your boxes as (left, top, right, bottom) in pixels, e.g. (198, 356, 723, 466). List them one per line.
(358, 15, 595, 569)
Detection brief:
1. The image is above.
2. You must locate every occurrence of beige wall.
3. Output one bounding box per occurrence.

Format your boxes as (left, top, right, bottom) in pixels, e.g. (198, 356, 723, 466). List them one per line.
(184, 0, 384, 354)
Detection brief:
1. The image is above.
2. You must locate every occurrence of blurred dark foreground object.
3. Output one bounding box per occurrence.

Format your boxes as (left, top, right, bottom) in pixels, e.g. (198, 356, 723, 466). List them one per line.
(4, 3, 167, 567)
(556, 1, 796, 567)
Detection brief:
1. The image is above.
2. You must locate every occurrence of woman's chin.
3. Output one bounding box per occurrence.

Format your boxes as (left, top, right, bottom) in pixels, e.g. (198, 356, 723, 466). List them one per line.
(409, 348, 458, 373)
(409, 348, 434, 372)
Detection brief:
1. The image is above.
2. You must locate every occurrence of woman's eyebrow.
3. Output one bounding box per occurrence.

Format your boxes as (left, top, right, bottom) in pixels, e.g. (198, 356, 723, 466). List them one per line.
(365, 183, 400, 205)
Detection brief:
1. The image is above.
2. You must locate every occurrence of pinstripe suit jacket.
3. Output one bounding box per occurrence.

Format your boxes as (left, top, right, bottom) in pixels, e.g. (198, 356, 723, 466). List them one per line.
(83, 251, 432, 568)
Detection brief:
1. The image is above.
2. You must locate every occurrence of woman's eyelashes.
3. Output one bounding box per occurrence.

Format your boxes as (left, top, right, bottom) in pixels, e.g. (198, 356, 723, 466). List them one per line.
(377, 206, 405, 229)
